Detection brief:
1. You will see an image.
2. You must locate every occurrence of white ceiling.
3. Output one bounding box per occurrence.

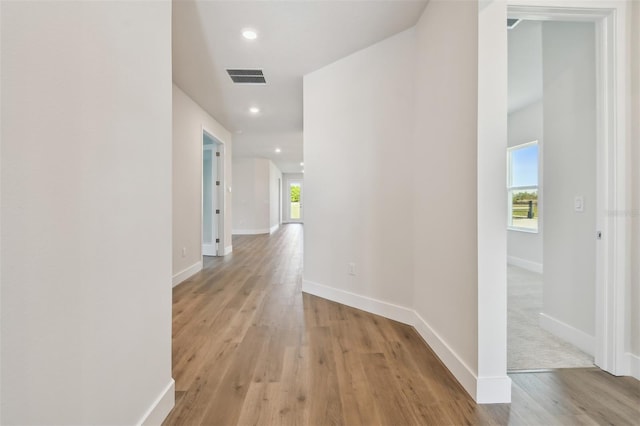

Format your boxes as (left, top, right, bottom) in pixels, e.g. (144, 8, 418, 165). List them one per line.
(508, 20, 543, 114)
(172, 0, 428, 172)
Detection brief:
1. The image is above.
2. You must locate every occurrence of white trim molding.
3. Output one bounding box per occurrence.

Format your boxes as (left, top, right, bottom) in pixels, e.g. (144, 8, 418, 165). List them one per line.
(507, 256, 543, 274)
(269, 224, 279, 234)
(201, 126, 226, 264)
(476, 376, 513, 404)
(477, 0, 511, 405)
(202, 243, 217, 257)
(138, 379, 175, 426)
(508, 0, 631, 379)
(172, 261, 202, 287)
(625, 352, 640, 380)
(232, 228, 271, 235)
(302, 279, 512, 403)
(412, 311, 479, 401)
(302, 279, 415, 325)
(539, 312, 595, 356)
(224, 245, 233, 255)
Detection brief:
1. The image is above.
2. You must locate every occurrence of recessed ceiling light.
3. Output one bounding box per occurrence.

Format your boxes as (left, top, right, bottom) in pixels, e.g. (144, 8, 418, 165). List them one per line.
(301, 169, 304, 173)
(275, 148, 281, 153)
(300, 162, 304, 166)
(242, 29, 257, 40)
(249, 106, 260, 114)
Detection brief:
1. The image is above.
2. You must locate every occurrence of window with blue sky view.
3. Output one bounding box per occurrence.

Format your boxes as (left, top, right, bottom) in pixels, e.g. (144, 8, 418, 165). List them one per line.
(508, 142, 539, 231)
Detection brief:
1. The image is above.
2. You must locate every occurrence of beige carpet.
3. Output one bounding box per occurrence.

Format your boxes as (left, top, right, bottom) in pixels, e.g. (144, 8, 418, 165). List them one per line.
(508, 265, 594, 371)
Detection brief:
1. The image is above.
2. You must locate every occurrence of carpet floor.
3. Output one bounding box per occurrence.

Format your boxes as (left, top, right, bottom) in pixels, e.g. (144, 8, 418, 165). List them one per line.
(508, 265, 594, 371)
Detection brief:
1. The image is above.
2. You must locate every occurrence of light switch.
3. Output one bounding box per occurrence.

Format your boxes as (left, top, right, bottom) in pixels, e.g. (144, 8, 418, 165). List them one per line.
(574, 196, 584, 212)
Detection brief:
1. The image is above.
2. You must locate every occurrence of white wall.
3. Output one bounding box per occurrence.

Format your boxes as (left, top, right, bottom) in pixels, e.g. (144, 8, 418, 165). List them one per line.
(413, 0, 481, 393)
(303, 28, 416, 309)
(1, 1, 174, 424)
(173, 84, 233, 276)
(507, 20, 543, 271)
(542, 22, 597, 341)
(508, 20, 543, 113)
(282, 173, 304, 223)
(269, 162, 283, 229)
(507, 101, 544, 269)
(232, 158, 280, 234)
(303, 0, 511, 402)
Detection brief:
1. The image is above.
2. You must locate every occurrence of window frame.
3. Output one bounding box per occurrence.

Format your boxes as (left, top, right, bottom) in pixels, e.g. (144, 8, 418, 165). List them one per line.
(507, 140, 539, 233)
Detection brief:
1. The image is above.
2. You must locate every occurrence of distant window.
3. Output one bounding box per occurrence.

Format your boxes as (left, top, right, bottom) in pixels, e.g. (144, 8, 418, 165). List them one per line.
(507, 141, 539, 232)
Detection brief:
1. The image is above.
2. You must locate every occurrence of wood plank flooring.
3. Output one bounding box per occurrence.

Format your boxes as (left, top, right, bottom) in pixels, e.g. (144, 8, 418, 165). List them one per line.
(164, 224, 640, 425)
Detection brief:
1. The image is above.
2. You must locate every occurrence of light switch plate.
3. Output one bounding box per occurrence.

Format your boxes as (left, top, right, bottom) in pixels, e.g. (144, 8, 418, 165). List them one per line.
(574, 196, 584, 212)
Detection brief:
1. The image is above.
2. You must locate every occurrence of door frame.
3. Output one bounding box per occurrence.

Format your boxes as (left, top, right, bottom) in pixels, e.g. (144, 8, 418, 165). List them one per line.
(506, 0, 630, 378)
(201, 128, 225, 257)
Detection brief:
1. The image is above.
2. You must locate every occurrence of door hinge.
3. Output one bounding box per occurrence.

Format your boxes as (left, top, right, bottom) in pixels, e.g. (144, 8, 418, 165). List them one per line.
(215, 238, 220, 243)
(216, 209, 220, 214)
(216, 181, 220, 186)
(216, 151, 220, 157)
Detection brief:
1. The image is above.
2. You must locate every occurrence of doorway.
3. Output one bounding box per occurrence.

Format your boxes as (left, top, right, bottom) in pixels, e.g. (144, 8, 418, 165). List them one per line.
(202, 130, 223, 256)
(278, 178, 282, 225)
(494, 2, 631, 377)
(506, 18, 599, 371)
(288, 181, 303, 223)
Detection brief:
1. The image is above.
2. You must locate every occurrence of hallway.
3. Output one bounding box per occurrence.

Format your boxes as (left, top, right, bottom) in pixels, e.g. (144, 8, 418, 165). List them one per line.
(164, 225, 639, 425)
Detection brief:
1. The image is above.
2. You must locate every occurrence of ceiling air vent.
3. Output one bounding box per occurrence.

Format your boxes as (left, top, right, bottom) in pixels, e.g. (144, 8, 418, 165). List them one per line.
(507, 18, 522, 30)
(226, 69, 266, 84)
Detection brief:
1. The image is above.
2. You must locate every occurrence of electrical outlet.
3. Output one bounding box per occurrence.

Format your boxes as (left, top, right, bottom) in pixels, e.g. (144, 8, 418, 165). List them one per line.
(348, 262, 356, 276)
(182, 247, 187, 258)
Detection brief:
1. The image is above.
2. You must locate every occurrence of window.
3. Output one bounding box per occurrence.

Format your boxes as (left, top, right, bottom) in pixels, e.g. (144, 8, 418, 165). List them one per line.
(507, 141, 539, 232)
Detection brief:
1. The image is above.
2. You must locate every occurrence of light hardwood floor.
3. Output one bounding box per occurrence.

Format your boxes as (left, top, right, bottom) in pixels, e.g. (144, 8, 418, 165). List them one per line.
(164, 224, 640, 425)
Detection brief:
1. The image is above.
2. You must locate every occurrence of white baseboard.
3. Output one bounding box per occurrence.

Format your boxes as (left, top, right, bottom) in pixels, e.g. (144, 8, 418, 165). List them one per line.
(507, 256, 543, 274)
(232, 228, 270, 235)
(139, 379, 175, 426)
(412, 311, 479, 401)
(202, 243, 216, 257)
(301, 279, 511, 403)
(224, 245, 233, 255)
(172, 261, 202, 287)
(625, 352, 640, 380)
(301, 279, 415, 325)
(270, 224, 279, 234)
(539, 312, 595, 356)
(476, 376, 512, 403)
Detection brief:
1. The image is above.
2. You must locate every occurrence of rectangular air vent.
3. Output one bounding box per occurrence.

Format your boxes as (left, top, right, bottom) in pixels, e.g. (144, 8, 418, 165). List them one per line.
(226, 69, 266, 84)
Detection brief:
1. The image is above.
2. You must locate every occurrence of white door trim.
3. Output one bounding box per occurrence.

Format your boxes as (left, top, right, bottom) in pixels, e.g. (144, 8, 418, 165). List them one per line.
(506, 0, 630, 376)
(202, 127, 226, 257)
